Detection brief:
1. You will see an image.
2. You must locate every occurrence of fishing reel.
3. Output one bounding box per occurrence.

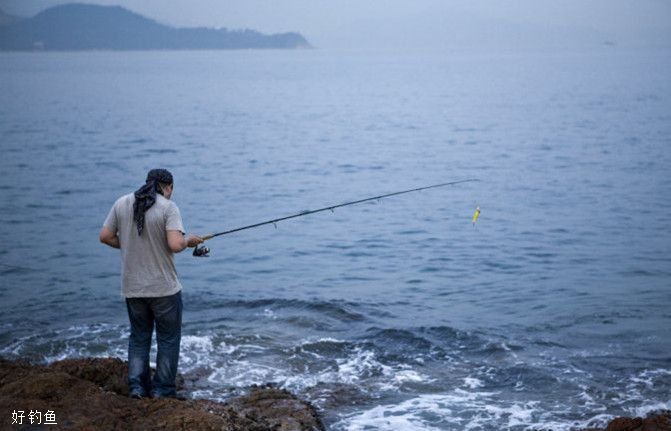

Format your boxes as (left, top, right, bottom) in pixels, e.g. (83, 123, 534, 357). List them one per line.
(193, 244, 210, 257)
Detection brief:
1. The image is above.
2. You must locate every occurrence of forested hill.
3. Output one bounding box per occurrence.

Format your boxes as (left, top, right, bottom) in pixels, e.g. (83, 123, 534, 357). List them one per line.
(0, 8, 21, 26)
(0, 3, 311, 51)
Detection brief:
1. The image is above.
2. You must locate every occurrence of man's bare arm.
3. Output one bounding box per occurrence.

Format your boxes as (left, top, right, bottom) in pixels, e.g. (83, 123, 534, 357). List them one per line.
(167, 230, 203, 253)
(99, 226, 120, 249)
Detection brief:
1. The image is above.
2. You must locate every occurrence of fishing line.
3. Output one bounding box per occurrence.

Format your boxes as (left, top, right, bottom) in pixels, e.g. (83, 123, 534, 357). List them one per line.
(193, 178, 479, 256)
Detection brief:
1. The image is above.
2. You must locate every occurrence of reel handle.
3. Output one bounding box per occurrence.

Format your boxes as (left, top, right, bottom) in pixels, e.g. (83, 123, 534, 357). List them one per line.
(192, 233, 214, 257)
(193, 244, 210, 257)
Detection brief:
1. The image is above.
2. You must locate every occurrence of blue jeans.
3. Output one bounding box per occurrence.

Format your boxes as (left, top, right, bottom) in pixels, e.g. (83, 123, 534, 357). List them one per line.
(125, 291, 182, 398)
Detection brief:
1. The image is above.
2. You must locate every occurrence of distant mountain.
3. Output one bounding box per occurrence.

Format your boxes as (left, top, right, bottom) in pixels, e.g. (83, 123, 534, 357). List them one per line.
(0, 3, 311, 51)
(0, 8, 22, 26)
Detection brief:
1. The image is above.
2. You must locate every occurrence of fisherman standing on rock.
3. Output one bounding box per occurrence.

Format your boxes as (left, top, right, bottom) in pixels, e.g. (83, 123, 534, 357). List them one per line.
(99, 168, 203, 399)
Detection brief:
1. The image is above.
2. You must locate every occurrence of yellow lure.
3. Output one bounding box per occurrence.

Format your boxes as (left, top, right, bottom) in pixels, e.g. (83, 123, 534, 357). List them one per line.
(472, 206, 481, 225)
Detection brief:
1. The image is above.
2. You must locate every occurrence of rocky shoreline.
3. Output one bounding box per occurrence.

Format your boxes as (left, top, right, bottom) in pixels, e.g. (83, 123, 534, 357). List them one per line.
(0, 357, 323, 430)
(581, 412, 670, 431)
(1, 357, 668, 430)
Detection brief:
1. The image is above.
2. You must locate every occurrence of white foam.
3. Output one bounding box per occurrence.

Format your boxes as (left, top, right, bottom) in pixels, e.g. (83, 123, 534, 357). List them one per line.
(234, 344, 266, 352)
(0, 323, 128, 363)
(259, 308, 277, 319)
(182, 335, 214, 352)
(628, 368, 671, 389)
(333, 396, 447, 431)
(336, 347, 392, 384)
(299, 337, 347, 346)
(281, 347, 385, 391)
(180, 335, 216, 367)
(333, 390, 558, 431)
(463, 377, 484, 389)
(481, 402, 537, 427)
(632, 401, 671, 418)
(576, 384, 602, 411)
(208, 360, 279, 387)
(331, 348, 433, 391)
(532, 412, 616, 431)
(190, 389, 215, 400)
(290, 337, 349, 360)
(395, 369, 426, 384)
(197, 342, 434, 396)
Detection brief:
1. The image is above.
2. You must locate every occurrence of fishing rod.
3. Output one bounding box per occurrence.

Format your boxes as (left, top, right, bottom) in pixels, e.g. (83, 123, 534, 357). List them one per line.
(193, 178, 479, 256)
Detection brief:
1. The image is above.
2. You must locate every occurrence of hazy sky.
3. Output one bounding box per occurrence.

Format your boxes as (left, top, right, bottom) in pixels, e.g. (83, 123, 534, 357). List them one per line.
(3, 0, 670, 49)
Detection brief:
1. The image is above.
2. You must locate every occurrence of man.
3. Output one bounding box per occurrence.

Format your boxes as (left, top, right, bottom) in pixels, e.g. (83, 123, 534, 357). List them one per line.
(99, 168, 203, 399)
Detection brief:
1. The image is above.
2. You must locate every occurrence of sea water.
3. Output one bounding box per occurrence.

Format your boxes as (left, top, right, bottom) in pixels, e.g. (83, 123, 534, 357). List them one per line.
(0, 48, 669, 430)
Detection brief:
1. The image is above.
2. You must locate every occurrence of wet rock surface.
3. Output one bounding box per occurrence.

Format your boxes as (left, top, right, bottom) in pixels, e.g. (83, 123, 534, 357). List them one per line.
(582, 411, 671, 431)
(0, 357, 324, 430)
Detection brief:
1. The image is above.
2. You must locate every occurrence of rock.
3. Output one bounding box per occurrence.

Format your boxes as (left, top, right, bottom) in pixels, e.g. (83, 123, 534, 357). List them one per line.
(583, 411, 671, 431)
(0, 357, 324, 431)
(49, 357, 130, 396)
(228, 384, 324, 431)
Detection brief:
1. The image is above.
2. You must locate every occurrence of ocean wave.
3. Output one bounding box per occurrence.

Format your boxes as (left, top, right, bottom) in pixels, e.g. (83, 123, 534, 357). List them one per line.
(0, 323, 128, 363)
(187, 296, 368, 323)
(331, 390, 541, 431)
(331, 388, 662, 431)
(2, 321, 669, 430)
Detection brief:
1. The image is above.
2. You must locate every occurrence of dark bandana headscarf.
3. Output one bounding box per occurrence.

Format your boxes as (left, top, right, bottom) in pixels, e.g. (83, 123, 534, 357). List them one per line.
(133, 169, 173, 236)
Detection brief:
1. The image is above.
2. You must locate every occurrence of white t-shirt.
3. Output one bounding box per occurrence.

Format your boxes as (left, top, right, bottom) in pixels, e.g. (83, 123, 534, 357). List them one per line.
(103, 193, 185, 298)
